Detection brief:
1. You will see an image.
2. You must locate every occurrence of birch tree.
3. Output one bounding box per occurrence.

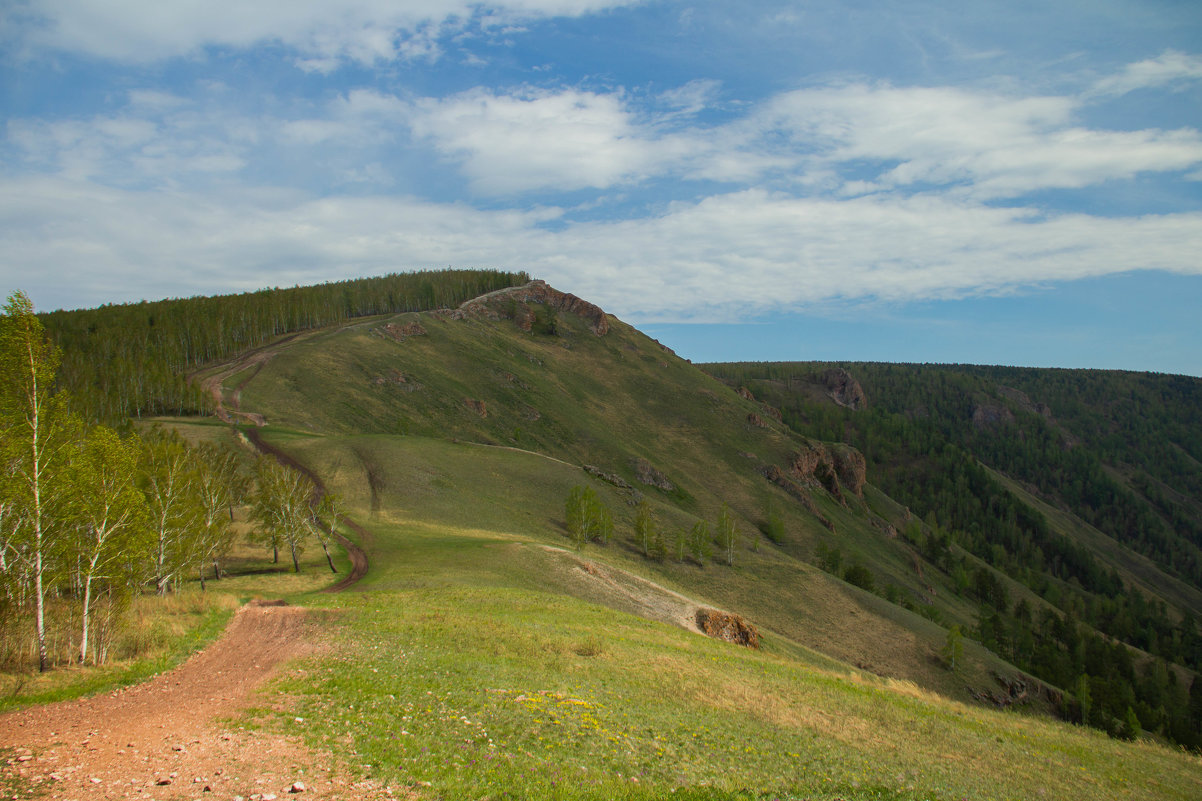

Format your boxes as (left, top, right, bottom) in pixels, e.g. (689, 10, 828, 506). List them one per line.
(191, 442, 247, 586)
(140, 429, 201, 594)
(251, 455, 315, 573)
(716, 503, 738, 566)
(0, 291, 79, 671)
(68, 425, 149, 664)
(634, 500, 656, 558)
(312, 491, 342, 574)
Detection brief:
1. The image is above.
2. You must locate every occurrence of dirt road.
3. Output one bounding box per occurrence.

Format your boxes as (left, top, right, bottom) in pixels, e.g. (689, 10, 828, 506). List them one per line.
(0, 602, 395, 800)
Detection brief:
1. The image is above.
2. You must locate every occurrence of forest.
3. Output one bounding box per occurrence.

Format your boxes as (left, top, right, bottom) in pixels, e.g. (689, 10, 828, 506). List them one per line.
(704, 361, 1202, 748)
(40, 269, 530, 423)
(2, 269, 531, 673)
(0, 291, 346, 672)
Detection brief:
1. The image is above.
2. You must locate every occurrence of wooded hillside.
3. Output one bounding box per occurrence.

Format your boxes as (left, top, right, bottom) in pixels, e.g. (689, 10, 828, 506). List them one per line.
(705, 361, 1202, 746)
(40, 269, 530, 423)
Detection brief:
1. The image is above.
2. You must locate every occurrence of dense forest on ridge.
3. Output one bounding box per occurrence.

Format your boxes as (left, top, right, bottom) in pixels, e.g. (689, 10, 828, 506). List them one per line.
(705, 361, 1202, 747)
(39, 269, 531, 424)
(9, 270, 1202, 756)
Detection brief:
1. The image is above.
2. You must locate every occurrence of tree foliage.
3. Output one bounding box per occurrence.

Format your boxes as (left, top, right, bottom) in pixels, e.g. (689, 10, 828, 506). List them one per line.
(565, 485, 612, 549)
(706, 359, 1202, 747)
(42, 269, 530, 424)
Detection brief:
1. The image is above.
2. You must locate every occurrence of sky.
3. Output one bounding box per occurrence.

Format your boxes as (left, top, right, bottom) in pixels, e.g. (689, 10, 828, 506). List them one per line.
(2, 1, 1201, 375)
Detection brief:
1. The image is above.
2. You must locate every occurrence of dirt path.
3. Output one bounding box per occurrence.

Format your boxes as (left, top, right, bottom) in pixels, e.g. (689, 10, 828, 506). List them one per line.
(0, 602, 395, 800)
(189, 333, 310, 427)
(244, 429, 371, 594)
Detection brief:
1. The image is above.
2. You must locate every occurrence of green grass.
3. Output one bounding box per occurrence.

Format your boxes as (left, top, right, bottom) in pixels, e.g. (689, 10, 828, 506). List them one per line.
(132, 302, 1202, 798)
(268, 519, 1202, 801)
(229, 305, 1020, 701)
(0, 593, 236, 713)
(263, 429, 1029, 703)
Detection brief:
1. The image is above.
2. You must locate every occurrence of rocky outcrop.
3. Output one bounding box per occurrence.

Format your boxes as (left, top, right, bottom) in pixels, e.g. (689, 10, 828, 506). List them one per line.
(464, 398, 488, 418)
(746, 412, 768, 428)
(997, 385, 1052, 419)
(695, 608, 760, 648)
(583, 464, 632, 490)
(787, 442, 866, 500)
(820, 368, 867, 410)
(454, 280, 610, 336)
(632, 458, 675, 492)
(760, 464, 835, 531)
(737, 387, 755, 401)
(972, 404, 1014, 429)
(378, 320, 427, 342)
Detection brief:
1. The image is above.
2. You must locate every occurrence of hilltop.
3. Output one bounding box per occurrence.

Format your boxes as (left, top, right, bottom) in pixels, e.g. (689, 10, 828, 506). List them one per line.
(16, 273, 1202, 798)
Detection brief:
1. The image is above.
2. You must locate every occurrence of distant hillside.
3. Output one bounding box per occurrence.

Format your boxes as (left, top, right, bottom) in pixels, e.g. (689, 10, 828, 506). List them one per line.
(705, 361, 1202, 746)
(185, 281, 1061, 712)
(39, 269, 530, 423)
(55, 267, 1201, 749)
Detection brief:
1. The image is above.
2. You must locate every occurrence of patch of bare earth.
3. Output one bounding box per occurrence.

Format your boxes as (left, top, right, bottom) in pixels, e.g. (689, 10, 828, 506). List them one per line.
(534, 545, 705, 635)
(0, 603, 398, 801)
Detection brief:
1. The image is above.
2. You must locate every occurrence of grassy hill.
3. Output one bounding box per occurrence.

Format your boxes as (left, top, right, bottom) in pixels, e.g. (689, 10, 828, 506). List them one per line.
(143, 278, 1202, 797)
(210, 282, 1035, 700)
(705, 360, 1202, 746)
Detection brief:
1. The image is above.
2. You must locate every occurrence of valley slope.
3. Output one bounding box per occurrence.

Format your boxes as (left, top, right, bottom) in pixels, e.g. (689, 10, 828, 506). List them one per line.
(161, 278, 1202, 798)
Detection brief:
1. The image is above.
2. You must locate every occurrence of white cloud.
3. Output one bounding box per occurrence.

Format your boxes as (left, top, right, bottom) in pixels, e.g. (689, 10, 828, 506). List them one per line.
(408, 86, 791, 194)
(757, 83, 1202, 199)
(658, 79, 723, 115)
(4, 177, 1200, 321)
(410, 87, 677, 194)
(1091, 50, 1202, 97)
(18, 0, 640, 66)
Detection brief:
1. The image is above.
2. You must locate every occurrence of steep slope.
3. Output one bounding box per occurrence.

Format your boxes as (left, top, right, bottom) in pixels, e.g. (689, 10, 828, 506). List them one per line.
(705, 360, 1202, 746)
(206, 281, 1048, 709)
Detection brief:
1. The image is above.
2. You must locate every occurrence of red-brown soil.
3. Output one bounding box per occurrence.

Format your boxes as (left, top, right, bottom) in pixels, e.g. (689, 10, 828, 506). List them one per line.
(0, 603, 396, 800)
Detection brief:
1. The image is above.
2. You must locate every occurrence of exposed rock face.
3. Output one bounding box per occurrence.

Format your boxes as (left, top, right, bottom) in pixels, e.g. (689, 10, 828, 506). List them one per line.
(746, 412, 768, 428)
(787, 442, 866, 500)
(821, 368, 867, 410)
(760, 464, 836, 531)
(737, 387, 755, 401)
(972, 404, 1015, 429)
(455, 279, 610, 336)
(378, 320, 427, 342)
(760, 404, 782, 422)
(831, 446, 866, 496)
(583, 464, 632, 490)
(695, 608, 760, 648)
(996, 385, 1052, 419)
(464, 398, 488, 417)
(632, 458, 675, 491)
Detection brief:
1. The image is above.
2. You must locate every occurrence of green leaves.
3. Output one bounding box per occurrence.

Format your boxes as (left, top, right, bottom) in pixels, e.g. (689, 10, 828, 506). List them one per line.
(251, 455, 318, 572)
(565, 485, 613, 549)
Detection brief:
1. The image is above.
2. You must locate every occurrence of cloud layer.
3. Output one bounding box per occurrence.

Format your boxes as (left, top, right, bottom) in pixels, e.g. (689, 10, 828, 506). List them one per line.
(3, 2, 1201, 336)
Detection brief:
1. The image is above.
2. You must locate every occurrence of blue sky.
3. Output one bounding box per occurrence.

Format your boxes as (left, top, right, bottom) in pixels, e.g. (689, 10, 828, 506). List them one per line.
(2, 1, 1201, 375)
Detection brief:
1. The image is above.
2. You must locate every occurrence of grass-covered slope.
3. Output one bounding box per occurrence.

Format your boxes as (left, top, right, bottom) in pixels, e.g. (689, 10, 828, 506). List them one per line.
(268, 516, 1202, 801)
(163, 281, 1202, 797)
(705, 361, 1202, 747)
